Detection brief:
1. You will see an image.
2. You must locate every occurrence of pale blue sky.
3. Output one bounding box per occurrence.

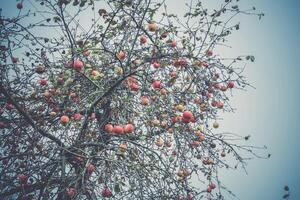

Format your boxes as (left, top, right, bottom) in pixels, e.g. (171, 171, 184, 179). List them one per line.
(1, 0, 299, 199)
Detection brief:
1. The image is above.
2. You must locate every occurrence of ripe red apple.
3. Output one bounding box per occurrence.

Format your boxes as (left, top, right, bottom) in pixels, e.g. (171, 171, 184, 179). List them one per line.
(220, 85, 227, 92)
(102, 187, 112, 198)
(211, 101, 217, 107)
(113, 125, 124, 134)
(209, 182, 216, 189)
(207, 49, 213, 56)
(17, 3, 23, 9)
(91, 70, 100, 77)
(124, 124, 134, 133)
(182, 111, 193, 120)
(117, 51, 126, 60)
(87, 163, 96, 174)
(217, 101, 224, 109)
(228, 81, 235, 88)
(0, 121, 7, 129)
(67, 187, 77, 198)
(130, 83, 139, 91)
(152, 80, 161, 89)
(73, 60, 84, 71)
(40, 79, 47, 86)
(105, 124, 114, 133)
(18, 174, 28, 184)
(73, 113, 82, 121)
(170, 40, 177, 48)
(140, 35, 147, 44)
(60, 115, 70, 124)
(171, 117, 177, 123)
(11, 57, 18, 63)
(153, 62, 161, 69)
(199, 134, 205, 141)
(5, 103, 14, 110)
(207, 187, 212, 193)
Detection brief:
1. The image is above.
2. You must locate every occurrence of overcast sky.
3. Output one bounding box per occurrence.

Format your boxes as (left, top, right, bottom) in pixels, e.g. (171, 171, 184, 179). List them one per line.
(1, 0, 300, 199)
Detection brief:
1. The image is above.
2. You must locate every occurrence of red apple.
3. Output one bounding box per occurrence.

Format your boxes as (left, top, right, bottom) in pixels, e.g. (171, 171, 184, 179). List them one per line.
(17, 3, 23, 9)
(67, 187, 77, 198)
(18, 174, 28, 184)
(217, 101, 224, 109)
(117, 51, 126, 60)
(140, 35, 147, 44)
(124, 124, 134, 133)
(209, 182, 216, 189)
(182, 111, 193, 120)
(60, 115, 70, 124)
(228, 82, 235, 88)
(5, 103, 14, 110)
(101, 187, 112, 198)
(207, 187, 212, 193)
(11, 57, 18, 63)
(152, 80, 161, 89)
(113, 125, 124, 134)
(105, 124, 114, 133)
(220, 85, 227, 92)
(39, 79, 47, 86)
(153, 62, 161, 69)
(170, 40, 177, 48)
(207, 49, 213, 56)
(73, 60, 84, 71)
(130, 83, 139, 91)
(73, 113, 82, 121)
(87, 163, 96, 174)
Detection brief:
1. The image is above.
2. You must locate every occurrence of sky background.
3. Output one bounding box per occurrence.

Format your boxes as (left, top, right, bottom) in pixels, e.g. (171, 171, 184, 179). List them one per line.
(1, 0, 300, 199)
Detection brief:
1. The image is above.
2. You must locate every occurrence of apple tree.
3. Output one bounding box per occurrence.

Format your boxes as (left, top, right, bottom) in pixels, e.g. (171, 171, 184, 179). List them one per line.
(0, 0, 266, 199)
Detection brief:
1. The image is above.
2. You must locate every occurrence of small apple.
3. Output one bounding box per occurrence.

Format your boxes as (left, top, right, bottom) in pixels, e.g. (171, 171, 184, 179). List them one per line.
(129, 83, 139, 91)
(169, 40, 177, 48)
(152, 62, 161, 69)
(148, 22, 157, 32)
(117, 51, 126, 60)
(35, 64, 46, 74)
(87, 163, 96, 174)
(141, 96, 149, 106)
(207, 49, 213, 56)
(113, 125, 124, 134)
(209, 182, 216, 189)
(119, 143, 127, 152)
(228, 82, 235, 88)
(124, 123, 134, 133)
(152, 80, 161, 89)
(73, 113, 82, 121)
(102, 187, 112, 198)
(140, 35, 147, 44)
(18, 174, 28, 184)
(40, 79, 47, 86)
(73, 60, 84, 71)
(17, 3, 23, 9)
(67, 187, 77, 198)
(105, 124, 114, 133)
(182, 111, 193, 120)
(60, 115, 70, 124)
